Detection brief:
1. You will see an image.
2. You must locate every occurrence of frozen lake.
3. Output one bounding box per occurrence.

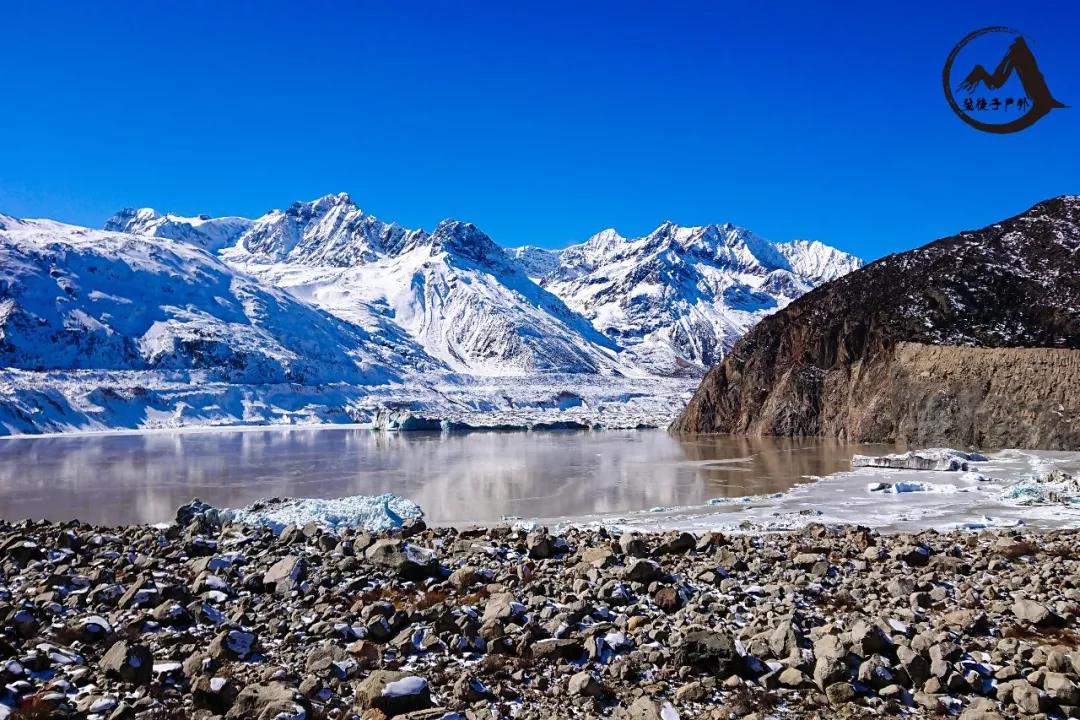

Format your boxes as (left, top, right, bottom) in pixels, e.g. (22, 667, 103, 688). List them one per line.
(0, 428, 888, 526)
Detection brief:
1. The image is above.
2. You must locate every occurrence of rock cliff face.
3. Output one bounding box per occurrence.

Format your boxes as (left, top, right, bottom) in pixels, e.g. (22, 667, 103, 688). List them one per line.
(672, 196, 1080, 450)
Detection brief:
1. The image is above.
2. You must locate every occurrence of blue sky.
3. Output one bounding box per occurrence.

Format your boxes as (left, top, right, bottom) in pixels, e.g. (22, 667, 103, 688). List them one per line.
(1, 1, 1077, 260)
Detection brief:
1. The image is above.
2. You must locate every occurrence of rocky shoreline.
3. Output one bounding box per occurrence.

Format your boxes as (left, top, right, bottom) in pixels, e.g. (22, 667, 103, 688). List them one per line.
(2, 506, 1080, 719)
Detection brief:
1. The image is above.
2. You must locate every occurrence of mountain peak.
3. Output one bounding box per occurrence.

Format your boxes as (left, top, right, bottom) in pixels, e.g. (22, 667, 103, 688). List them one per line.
(104, 207, 159, 232)
(429, 220, 508, 266)
(284, 192, 357, 217)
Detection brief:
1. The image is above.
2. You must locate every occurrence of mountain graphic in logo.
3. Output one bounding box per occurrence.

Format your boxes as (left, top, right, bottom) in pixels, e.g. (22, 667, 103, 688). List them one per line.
(943, 27, 1065, 134)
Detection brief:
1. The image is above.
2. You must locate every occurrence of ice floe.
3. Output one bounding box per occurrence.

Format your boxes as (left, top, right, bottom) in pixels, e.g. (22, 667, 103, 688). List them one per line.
(576, 448, 1080, 535)
(852, 448, 988, 472)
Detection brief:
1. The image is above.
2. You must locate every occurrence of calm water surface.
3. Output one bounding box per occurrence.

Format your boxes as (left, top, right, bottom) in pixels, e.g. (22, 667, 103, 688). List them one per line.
(0, 429, 894, 526)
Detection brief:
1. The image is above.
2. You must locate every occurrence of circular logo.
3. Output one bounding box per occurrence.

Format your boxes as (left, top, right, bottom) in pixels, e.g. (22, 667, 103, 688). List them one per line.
(943, 26, 1065, 134)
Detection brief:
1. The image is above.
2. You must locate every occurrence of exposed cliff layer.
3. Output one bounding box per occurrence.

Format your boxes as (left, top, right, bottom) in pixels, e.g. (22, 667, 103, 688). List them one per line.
(672, 196, 1080, 450)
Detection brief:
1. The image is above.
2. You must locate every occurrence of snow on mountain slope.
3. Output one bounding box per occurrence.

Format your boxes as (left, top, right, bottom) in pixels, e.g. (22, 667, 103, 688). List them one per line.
(777, 239, 864, 283)
(105, 193, 860, 378)
(224, 200, 627, 376)
(233, 193, 425, 265)
(526, 222, 863, 372)
(0, 214, 405, 384)
(105, 208, 253, 252)
(507, 245, 561, 281)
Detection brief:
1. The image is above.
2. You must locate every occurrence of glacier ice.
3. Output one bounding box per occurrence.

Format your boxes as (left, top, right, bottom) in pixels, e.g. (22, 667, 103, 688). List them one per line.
(222, 493, 424, 533)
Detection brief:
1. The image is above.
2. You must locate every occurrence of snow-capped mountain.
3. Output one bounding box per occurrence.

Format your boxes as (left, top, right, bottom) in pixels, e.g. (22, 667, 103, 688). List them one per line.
(104, 208, 253, 252)
(776, 239, 864, 284)
(105, 194, 860, 376)
(515, 222, 863, 371)
(230, 193, 425, 265)
(0, 214, 409, 384)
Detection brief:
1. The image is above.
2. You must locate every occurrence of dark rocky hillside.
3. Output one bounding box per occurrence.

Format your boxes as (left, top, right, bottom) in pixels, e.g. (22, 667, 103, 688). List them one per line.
(672, 196, 1080, 449)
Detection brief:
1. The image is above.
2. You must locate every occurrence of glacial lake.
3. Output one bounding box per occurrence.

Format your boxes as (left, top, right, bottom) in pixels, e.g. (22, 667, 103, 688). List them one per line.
(0, 428, 893, 526)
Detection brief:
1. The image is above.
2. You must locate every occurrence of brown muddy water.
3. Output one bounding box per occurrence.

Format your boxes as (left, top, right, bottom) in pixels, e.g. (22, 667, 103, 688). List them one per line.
(0, 429, 895, 526)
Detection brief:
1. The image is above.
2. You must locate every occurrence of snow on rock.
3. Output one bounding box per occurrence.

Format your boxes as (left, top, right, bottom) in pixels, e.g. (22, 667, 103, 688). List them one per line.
(381, 676, 429, 698)
(223, 493, 424, 533)
(852, 449, 987, 472)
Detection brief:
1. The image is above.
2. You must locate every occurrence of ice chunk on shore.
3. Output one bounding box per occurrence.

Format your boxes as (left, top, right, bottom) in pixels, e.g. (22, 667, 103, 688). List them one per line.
(852, 448, 986, 472)
(224, 493, 424, 533)
(1001, 469, 1080, 506)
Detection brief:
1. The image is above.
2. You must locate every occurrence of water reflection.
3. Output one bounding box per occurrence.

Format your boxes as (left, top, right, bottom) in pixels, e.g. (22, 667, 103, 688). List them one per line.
(0, 429, 894, 526)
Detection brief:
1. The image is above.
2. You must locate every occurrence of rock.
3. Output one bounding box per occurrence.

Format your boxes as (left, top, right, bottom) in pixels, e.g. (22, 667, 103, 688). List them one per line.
(1011, 680, 1045, 715)
(849, 620, 891, 656)
(825, 682, 856, 705)
(209, 629, 258, 660)
(655, 532, 695, 556)
(365, 539, 439, 580)
(621, 696, 667, 719)
(1044, 672, 1080, 705)
(793, 552, 825, 568)
(892, 543, 932, 566)
(99, 641, 153, 686)
(346, 639, 382, 669)
(306, 642, 348, 676)
(814, 656, 849, 690)
(1012, 598, 1063, 627)
(959, 708, 1005, 720)
(399, 517, 427, 538)
(526, 530, 556, 559)
(192, 675, 240, 713)
(673, 681, 706, 703)
(264, 555, 305, 593)
(624, 559, 664, 583)
(581, 546, 613, 568)
(768, 618, 801, 659)
(175, 498, 220, 527)
(7, 510, 1080, 719)
(452, 676, 490, 704)
(482, 593, 524, 623)
(898, 645, 931, 686)
(677, 629, 740, 676)
(652, 586, 682, 613)
(568, 670, 603, 697)
(355, 671, 432, 717)
(619, 533, 649, 558)
(532, 638, 584, 661)
(226, 682, 309, 720)
(813, 634, 847, 663)
(779, 667, 809, 688)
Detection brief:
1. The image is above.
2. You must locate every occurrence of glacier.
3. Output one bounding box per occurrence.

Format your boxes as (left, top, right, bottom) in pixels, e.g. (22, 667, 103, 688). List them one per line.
(0, 195, 860, 435)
